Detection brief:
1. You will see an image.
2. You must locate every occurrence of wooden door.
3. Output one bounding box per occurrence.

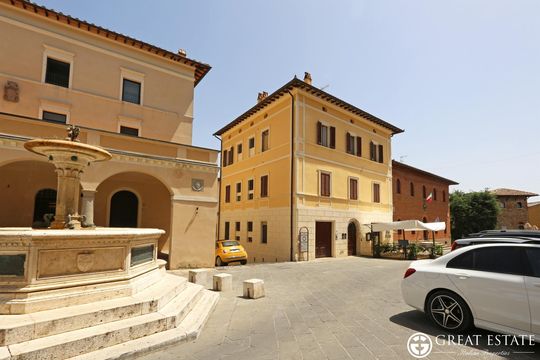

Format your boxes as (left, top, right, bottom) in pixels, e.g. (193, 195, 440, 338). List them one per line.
(347, 222, 357, 256)
(315, 222, 332, 258)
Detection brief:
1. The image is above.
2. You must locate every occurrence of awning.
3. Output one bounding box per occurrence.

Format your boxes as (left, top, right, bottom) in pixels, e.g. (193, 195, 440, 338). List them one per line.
(369, 220, 446, 232)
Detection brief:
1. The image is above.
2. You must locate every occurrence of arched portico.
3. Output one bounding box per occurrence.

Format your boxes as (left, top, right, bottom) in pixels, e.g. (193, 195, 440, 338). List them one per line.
(95, 172, 172, 254)
(0, 160, 56, 227)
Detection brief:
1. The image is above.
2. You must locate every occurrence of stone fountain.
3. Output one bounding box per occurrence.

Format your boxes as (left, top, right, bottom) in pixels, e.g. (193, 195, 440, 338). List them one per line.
(0, 127, 218, 359)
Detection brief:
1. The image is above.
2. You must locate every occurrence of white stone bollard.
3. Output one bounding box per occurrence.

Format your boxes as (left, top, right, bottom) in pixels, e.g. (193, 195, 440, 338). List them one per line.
(213, 273, 232, 292)
(188, 269, 208, 285)
(243, 278, 265, 299)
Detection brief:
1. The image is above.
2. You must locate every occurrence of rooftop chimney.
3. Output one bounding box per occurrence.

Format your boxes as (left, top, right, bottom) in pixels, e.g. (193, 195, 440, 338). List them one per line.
(303, 72, 312, 85)
(257, 91, 268, 103)
(177, 49, 187, 57)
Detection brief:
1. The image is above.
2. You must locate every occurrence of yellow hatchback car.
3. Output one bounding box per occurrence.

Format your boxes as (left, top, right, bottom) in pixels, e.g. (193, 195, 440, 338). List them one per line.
(215, 240, 248, 266)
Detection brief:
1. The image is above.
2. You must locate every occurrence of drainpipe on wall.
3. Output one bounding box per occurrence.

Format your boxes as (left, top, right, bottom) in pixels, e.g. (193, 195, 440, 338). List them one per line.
(213, 134, 222, 242)
(287, 90, 295, 261)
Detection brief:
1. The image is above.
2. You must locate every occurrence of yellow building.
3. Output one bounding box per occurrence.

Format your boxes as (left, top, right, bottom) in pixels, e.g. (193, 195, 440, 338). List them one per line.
(214, 73, 403, 263)
(0, 0, 219, 268)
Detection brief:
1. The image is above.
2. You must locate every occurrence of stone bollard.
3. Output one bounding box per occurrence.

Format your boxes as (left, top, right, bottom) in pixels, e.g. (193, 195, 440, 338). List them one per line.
(243, 278, 265, 299)
(188, 269, 208, 285)
(213, 273, 232, 292)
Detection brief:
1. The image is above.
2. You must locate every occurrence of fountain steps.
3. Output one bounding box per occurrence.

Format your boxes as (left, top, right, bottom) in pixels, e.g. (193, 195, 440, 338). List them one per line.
(0, 275, 219, 360)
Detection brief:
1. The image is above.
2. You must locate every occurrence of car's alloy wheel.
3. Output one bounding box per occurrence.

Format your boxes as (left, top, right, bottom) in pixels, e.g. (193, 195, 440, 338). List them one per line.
(427, 290, 472, 332)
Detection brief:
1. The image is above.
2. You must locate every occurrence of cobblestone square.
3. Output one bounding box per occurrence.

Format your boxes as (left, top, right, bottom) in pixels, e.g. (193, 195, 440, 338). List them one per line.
(140, 257, 538, 360)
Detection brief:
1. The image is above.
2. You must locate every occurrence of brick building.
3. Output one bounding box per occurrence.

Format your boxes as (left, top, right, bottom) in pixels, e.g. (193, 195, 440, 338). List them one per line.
(392, 160, 458, 244)
(490, 188, 538, 229)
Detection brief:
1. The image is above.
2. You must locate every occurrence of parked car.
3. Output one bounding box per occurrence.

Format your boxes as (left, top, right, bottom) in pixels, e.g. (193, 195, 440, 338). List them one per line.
(401, 243, 539, 340)
(468, 229, 540, 238)
(451, 237, 540, 251)
(215, 240, 248, 266)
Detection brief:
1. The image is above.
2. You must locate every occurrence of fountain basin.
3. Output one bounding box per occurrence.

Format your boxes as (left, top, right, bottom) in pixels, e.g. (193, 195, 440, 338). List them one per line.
(0, 227, 165, 314)
(24, 139, 112, 163)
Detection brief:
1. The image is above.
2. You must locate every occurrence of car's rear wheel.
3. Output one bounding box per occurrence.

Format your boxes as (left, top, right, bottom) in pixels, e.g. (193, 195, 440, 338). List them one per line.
(240, 260, 247, 265)
(426, 290, 472, 332)
(215, 256, 226, 267)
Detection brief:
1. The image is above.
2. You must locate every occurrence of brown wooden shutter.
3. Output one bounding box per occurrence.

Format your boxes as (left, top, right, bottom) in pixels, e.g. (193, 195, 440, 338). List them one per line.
(261, 175, 268, 197)
(356, 137, 362, 157)
(223, 150, 228, 167)
(346, 133, 351, 154)
(225, 185, 231, 203)
(229, 147, 234, 164)
(369, 142, 375, 160)
(330, 126, 336, 149)
(317, 121, 322, 145)
(378, 144, 383, 163)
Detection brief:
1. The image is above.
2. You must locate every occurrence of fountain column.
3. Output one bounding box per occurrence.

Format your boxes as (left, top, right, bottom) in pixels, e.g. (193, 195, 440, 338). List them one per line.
(81, 189, 97, 227)
(49, 157, 85, 229)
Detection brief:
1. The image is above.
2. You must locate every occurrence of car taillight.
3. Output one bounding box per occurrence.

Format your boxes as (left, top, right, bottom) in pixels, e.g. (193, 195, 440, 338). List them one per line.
(403, 268, 416, 279)
(451, 242, 458, 251)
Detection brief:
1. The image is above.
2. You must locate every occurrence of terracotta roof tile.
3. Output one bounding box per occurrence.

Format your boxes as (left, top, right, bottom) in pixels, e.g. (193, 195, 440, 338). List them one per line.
(490, 188, 539, 197)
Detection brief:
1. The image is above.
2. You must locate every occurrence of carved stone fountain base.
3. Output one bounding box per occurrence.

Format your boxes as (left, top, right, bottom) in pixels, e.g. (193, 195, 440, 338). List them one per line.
(0, 227, 164, 314)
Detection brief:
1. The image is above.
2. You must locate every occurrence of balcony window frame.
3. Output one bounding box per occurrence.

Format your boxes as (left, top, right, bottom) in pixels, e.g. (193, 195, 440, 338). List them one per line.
(120, 67, 145, 106)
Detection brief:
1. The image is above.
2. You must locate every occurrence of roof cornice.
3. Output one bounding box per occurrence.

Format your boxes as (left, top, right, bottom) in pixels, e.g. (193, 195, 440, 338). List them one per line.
(214, 77, 404, 136)
(392, 160, 459, 185)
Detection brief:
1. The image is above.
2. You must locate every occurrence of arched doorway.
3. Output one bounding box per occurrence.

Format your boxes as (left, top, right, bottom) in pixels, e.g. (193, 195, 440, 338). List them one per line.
(109, 190, 138, 227)
(347, 222, 357, 256)
(33, 188, 57, 226)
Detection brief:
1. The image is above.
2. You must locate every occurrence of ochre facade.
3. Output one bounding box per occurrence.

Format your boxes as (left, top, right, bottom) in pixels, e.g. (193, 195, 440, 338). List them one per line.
(215, 76, 403, 263)
(0, 0, 218, 268)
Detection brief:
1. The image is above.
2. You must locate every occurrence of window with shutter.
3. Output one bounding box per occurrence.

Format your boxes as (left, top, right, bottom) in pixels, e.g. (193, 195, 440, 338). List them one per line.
(346, 133, 353, 154)
(317, 122, 322, 145)
(329, 126, 336, 149)
(369, 142, 376, 161)
(349, 178, 358, 200)
(320, 172, 331, 197)
(225, 185, 231, 203)
(224, 222, 230, 240)
(261, 175, 268, 198)
(373, 183, 380, 203)
(356, 137, 362, 157)
(261, 130, 269, 152)
(378, 144, 384, 163)
(223, 150, 228, 167)
(228, 147, 234, 165)
(236, 182, 242, 201)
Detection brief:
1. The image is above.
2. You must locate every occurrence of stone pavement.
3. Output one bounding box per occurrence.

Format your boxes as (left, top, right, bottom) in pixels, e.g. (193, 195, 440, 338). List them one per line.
(139, 257, 538, 360)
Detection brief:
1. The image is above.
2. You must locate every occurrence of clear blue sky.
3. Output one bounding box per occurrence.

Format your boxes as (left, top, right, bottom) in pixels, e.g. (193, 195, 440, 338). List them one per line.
(39, 0, 540, 200)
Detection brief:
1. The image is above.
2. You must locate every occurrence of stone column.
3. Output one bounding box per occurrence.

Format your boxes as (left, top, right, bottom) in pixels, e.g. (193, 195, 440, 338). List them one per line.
(81, 190, 97, 228)
(50, 167, 84, 229)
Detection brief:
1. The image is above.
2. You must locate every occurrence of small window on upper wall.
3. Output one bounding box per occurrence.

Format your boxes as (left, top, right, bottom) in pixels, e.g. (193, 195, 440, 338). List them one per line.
(122, 79, 141, 104)
(225, 185, 231, 203)
(317, 121, 335, 149)
(236, 182, 242, 201)
(42, 111, 67, 124)
(237, 143, 243, 160)
(433, 188, 437, 201)
(120, 126, 139, 136)
(45, 58, 70, 88)
(442, 190, 446, 202)
(261, 222, 268, 244)
(396, 179, 401, 194)
(369, 141, 384, 163)
(410, 182, 415, 196)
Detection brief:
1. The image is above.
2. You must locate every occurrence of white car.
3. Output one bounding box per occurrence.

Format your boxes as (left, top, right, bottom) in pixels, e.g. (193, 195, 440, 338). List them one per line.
(401, 243, 539, 339)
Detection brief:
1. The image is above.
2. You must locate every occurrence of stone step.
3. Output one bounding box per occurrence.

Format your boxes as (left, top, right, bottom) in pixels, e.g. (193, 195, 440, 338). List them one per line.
(6, 283, 206, 360)
(0, 274, 187, 346)
(69, 290, 220, 360)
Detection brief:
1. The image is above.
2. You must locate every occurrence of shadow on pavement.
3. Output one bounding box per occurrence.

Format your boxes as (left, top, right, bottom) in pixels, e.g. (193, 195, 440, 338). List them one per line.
(390, 310, 538, 359)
